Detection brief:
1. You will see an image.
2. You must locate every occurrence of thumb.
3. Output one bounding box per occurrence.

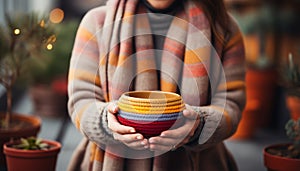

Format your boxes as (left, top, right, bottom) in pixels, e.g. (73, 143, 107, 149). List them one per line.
(108, 102, 119, 114)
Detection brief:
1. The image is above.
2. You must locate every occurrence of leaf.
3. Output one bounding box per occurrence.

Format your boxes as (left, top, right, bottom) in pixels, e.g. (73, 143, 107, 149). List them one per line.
(39, 143, 50, 150)
(36, 138, 42, 144)
(20, 138, 29, 146)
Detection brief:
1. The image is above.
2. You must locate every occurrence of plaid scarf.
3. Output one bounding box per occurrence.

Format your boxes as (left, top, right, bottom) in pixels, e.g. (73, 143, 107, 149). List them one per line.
(68, 1, 246, 170)
(99, 0, 212, 106)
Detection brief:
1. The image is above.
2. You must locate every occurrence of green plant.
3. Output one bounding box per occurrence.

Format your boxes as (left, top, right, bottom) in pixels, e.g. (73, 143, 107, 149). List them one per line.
(12, 137, 50, 150)
(0, 12, 56, 129)
(280, 53, 300, 97)
(231, 5, 276, 69)
(285, 118, 300, 159)
(24, 20, 79, 86)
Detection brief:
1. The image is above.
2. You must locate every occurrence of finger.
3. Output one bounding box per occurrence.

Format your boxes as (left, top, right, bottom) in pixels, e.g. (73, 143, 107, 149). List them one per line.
(107, 112, 136, 134)
(183, 109, 199, 120)
(126, 139, 149, 150)
(148, 134, 191, 149)
(113, 133, 145, 144)
(149, 143, 173, 152)
(160, 120, 196, 138)
(107, 103, 119, 114)
(149, 135, 192, 151)
(113, 133, 149, 150)
(148, 136, 180, 147)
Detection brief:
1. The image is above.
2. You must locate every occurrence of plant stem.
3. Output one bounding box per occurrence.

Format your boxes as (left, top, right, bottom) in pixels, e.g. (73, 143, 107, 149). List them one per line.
(4, 85, 12, 128)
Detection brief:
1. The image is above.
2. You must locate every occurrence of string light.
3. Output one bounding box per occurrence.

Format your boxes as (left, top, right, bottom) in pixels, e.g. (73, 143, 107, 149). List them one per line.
(40, 20, 45, 28)
(46, 44, 53, 50)
(14, 28, 21, 35)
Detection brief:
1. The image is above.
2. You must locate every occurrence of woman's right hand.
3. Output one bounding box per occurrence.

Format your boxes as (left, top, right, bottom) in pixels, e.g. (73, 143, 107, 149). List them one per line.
(107, 102, 149, 150)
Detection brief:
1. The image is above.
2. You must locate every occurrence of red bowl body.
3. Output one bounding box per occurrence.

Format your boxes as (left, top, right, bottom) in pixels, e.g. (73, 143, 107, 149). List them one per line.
(117, 115, 180, 137)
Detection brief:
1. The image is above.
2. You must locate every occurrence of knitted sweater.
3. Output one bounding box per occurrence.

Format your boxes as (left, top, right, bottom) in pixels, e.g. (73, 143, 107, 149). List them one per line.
(67, 0, 245, 170)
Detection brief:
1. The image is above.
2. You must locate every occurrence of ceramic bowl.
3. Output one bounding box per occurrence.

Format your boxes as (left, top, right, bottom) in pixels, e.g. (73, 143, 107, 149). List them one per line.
(117, 91, 185, 137)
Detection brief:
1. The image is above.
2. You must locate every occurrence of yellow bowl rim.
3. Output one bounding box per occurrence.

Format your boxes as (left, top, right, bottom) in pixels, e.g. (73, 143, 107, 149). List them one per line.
(120, 91, 182, 103)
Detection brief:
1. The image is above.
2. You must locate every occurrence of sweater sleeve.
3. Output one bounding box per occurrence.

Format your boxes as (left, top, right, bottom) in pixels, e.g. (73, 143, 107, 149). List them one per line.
(67, 7, 117, 146)
(185, 18, 246, 150)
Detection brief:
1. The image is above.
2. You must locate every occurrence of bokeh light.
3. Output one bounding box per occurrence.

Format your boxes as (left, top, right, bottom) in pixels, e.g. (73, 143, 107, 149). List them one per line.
(40, 20, 45, 28)
(14, 28, 21, 35)
(49, 8, 64, 24)
(46, 43, 53, 50)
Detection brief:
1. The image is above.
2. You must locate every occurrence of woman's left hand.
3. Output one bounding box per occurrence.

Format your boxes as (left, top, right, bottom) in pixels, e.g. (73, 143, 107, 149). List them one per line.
(148, 108, 200, 152)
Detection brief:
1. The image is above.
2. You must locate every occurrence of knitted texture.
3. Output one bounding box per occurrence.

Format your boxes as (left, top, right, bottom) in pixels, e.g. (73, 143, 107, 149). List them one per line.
(67, 0, 245, 170)
(117, 115, 180, 137)
(99, 0, 212, 104)
(118, 110, 183, 121)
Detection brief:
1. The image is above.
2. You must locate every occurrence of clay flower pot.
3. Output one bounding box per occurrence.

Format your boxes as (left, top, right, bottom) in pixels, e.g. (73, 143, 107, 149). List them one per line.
(117, 91, 185, 137)
(0, 113, 41, 168)
(286, 96, 300, 121)
(264, 143, 300, 171)
(30, 84, 68, 117)
(3, 140, 61, 171)
(231, 68, 277, 140)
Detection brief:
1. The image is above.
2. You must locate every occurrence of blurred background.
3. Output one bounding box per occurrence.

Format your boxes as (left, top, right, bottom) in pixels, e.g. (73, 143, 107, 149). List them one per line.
(0, 0, 299, 171)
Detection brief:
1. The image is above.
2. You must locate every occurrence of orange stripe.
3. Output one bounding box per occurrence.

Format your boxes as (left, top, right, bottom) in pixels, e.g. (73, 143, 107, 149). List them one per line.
(75, 103, 91, 129)
(161, 79, 177, 92)
(137, 61, 156, 73)
(94, 148, 104, 162)
(124, 12, 133, 18)
(108, 51, 119, 65)
(100, 54, 107, 65)
(225, 32, 243, 50)
(69, 69, 101, 87)
(77, 27, 97, 42)
(185, 47, 210, 64)
(218, 81, 245, 91)
(211, 105, 232, 135)
(89, 142, 97, 162)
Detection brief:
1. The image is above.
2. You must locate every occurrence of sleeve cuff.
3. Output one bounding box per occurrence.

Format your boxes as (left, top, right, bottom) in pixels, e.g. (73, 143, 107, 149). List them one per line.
(80, 102, 118, 146)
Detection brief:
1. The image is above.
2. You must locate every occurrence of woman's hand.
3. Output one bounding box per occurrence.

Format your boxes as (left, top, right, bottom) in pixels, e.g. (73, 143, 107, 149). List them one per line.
(107, 102, 149, 150)
(148, 108, 200, 152)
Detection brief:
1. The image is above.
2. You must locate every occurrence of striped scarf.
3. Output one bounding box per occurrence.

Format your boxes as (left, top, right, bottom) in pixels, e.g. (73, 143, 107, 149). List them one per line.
(99, 0, 213, 106)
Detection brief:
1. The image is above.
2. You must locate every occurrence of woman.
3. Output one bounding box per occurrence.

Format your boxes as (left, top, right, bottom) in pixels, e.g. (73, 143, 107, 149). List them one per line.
(67, 0, 246, 170)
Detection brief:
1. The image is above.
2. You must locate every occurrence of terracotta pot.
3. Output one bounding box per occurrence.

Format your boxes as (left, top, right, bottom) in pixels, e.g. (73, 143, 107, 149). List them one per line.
(51, 76, 68, 95)
(264, 143, 300, 171)
(30, 84, 68, 117)
(245, 68, 277, 127)
(286, 96, 300, 121)
(0, 113, 41, 168)
(4, 140, 61, 171)
(230, 99, 261, 140)
(231, 68, 277, 140)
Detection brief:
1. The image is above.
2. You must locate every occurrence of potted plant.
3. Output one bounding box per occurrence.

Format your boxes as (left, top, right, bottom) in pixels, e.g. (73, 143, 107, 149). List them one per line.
(263, 52, 300, 171)
(229, 5, 278, 139)
(3, 136, 61, 171)
(24, 20, 79, 117)
(263, 118, 300, 171)
(0, 12, 56, 167)
(279, 53, 300, 121)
